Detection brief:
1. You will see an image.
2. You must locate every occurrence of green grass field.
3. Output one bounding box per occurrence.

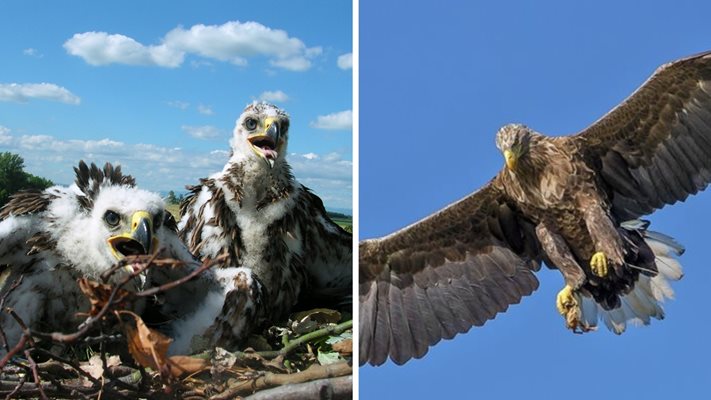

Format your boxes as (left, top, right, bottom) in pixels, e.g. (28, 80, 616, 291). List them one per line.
(166, 203, 181, 220)
(331, 217, 352, 229)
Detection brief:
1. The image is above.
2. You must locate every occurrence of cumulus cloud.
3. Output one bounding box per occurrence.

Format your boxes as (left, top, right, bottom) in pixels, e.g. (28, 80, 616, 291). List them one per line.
(0, 126, 223, 188)
(0, 83, 80, 105)
(309, 110, 352, 131)
(337, 53, 352, 70)
(64, 21, 322, 71)
(258, 90, 288, 103)
(64, 32, 183, 67)
(197, 104, 214, 115)
(289, 152, 352, 209)
(0, 126, 11, 145)
(182, 125, 222, 139)
(0, 127, 351, 210)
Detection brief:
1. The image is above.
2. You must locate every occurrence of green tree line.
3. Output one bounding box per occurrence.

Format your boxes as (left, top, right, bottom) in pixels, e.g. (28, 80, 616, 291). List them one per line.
(0, 152, 53, 207)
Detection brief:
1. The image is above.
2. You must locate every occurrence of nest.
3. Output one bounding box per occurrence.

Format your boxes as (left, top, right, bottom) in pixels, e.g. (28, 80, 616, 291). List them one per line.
(0, 255, 352, 399)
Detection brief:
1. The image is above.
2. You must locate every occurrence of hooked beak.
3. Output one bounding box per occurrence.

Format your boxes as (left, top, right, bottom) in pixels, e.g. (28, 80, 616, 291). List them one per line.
(504, 149, 518, 171)
(107, 211, 158, 265)
(247, 117, 280, 168)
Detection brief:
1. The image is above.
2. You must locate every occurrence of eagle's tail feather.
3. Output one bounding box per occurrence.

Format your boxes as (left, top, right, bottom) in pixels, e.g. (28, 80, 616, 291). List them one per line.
(578, 226, 684, 334)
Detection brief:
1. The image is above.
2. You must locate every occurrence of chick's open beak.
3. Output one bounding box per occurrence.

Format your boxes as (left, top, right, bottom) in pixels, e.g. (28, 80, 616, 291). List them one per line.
(504, 149, 518, 171)
(107, 211, 158, 261)
(247, 117, 281, 168)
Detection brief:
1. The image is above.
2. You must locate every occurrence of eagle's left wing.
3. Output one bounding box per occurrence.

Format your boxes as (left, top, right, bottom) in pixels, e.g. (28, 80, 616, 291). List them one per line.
(360, 181, 542, 366)
(0, 188, 85, 350)
(574, 50, 711, 220)
(294, 185, 352, 307)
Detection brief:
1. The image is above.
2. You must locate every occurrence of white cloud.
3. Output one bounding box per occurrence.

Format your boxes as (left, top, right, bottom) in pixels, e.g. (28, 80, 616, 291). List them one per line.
(309, 110, 352, 131)
(289, 152, 352, 210)
(197, 104, 214, 115)
(64, 21, 322, 71)
(181, 125, 222, 139)
(337, 53, 352, 70)
(23, 48, 43, 58)
(269, 57, 311, 72)
(64, 32, 183, 67)
(0, 83, 80, 105)
(0, 126, 11, 145)
(258, 90, 289, 103)
(167, 100, 190, 110)
(0, 127, 351, 209)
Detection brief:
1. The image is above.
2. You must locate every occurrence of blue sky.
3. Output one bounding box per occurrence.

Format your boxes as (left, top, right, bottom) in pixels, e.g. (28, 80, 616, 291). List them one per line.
(0, 0, 352, 212)
(360, 1, 711, 399)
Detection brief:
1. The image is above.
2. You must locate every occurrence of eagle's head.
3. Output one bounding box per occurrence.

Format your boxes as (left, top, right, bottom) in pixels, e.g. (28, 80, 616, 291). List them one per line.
(495, 123, 534, 172)
(230, 101, 290, 169)
(53, 161, 173, 280)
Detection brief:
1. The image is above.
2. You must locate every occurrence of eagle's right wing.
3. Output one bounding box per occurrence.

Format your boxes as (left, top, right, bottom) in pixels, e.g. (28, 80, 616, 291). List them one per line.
(360, 181, 542, 366)
(573, 51, 711, 220)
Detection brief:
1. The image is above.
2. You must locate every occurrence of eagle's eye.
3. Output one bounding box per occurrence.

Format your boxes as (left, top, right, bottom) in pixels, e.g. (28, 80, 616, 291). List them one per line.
(244, 117, 258, 131)
(104, 210, 121, 227)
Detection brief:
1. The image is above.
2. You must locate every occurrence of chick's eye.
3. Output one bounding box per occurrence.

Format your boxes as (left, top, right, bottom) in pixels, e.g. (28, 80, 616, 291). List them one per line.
(104, 210, 120, 227)
(244, 117, 258, 131)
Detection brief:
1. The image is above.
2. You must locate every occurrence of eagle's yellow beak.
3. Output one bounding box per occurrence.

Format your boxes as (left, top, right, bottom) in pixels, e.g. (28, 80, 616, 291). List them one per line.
(247, 117, 280, 168)
(107, 211, 159, 263)
(504, 149, 517, 171)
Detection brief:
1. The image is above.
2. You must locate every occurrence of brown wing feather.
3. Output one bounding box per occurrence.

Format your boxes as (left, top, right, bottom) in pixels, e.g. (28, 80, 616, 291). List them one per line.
(359, 180, 542, 366)
(0, 189, 56, 219)
(575, 50, 711, 219)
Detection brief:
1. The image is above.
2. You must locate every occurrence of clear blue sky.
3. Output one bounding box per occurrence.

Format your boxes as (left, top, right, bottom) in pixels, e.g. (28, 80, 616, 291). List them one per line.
(0, 0, 352, 212)
(360, 1, 711, 399)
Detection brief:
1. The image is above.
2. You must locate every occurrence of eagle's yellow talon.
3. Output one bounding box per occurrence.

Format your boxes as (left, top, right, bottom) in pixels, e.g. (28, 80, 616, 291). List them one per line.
(556, 285, 583, 331)
(590, 251, 608, 277)
(556, 285, 577, 316)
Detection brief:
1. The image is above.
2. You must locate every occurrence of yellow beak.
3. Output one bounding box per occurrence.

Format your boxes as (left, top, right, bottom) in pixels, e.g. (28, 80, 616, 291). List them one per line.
(107, 211, 158, 262)
(504, 149, 517, 171)
(247, 117, 280, 168)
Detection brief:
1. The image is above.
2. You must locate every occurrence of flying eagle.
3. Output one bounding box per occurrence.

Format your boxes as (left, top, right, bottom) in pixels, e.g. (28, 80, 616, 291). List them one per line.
(0, 161, 207, 349)
(174, 102, 351, 353)
(360, 51, 711, 366)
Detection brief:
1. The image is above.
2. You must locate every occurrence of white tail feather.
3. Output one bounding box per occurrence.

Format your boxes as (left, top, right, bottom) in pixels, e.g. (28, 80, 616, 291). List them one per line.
(579, 295, 598, 330)
(578, 230, 682, 334)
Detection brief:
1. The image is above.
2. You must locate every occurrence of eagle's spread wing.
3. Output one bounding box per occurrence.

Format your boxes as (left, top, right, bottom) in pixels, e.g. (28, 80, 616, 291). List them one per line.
(360, 182, 542, 366)
(575, 50, 711, 220)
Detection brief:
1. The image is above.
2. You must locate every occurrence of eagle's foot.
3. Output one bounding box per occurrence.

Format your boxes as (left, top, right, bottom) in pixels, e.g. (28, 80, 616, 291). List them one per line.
(556, 285, 582, 331)
(555, 285, 577, 315)
(590, 251, 608, 277)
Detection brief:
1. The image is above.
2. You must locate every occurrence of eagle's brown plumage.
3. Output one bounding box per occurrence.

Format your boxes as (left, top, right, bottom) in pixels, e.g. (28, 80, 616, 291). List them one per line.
(174, 102, 352, 353)
(360, 50, 711, 366)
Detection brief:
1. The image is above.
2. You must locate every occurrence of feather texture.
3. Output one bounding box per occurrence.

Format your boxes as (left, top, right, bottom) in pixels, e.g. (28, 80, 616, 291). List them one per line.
(0, 161, 206, 352)
(175, 102, 352, 352)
